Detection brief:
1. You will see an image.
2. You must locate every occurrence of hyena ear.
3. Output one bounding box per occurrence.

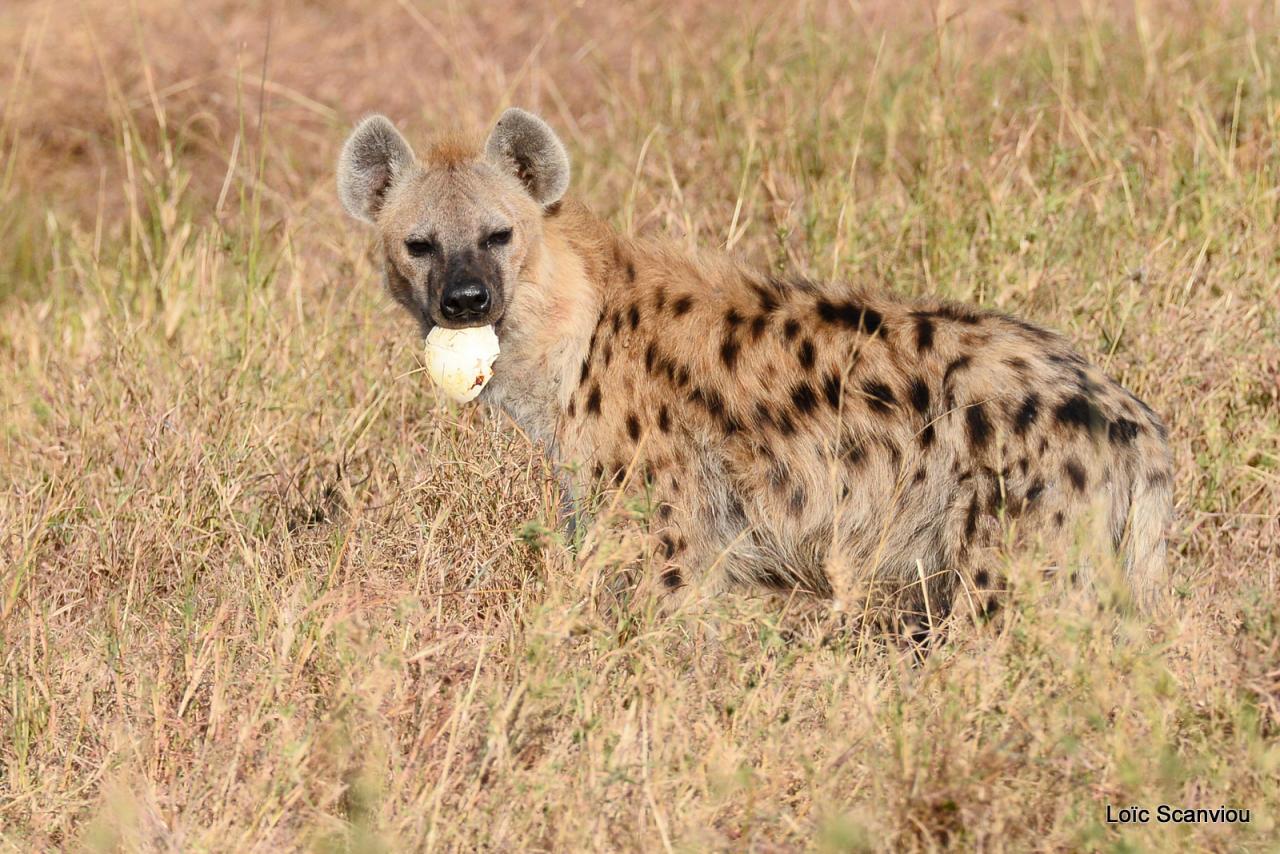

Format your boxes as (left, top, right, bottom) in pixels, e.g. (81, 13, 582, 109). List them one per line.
(484, 108, 570, 207)
(337, 115, 416, 224)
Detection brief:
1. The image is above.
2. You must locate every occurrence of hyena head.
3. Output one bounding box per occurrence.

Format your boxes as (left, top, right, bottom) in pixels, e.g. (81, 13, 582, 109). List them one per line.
(336, 108, 570, 335)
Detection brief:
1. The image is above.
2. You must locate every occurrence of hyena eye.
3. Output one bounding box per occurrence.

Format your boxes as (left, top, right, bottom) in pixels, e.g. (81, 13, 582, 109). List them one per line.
(482, 228, 513, 249)
(405, 238, 438, 257)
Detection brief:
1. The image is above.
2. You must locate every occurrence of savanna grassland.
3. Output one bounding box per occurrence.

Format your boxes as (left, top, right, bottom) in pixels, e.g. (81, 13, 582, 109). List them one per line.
(2, 1, 1278, 850)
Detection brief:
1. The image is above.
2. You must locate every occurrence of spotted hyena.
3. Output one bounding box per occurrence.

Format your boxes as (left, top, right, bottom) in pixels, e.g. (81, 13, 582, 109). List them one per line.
(337, 108, 1173, 632)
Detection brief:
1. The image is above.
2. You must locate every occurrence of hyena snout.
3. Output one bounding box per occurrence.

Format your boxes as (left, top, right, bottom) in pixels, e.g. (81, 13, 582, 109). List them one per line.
(440, 279, 491, 321)
(437, 251, 504, 326)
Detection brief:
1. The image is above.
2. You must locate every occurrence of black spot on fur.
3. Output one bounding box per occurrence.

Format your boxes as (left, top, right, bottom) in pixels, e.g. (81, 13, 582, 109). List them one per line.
(755, 566, 794, 591)
(986, 478, 1005, 515)
(975, 569, 991, 587)
(567, 398, 576, 418)
(644, 343, 656, 374)
(966, 403, 993, 450)
(1055, 394, 1103, 436)
(789, 487, 807, 514)
(816, 299, 883, 335)
(674, 365, 691, 388)
(672, 295, 693, 316)
(660, 568, 682, 589)
(776, 412, 796, 436)
(838, 437, 865, 468)
(724, 308, 744, 328)
(1004, 356, 1031, 374)
(626, 261, 637, 282)
(704, 390, 726, 420)
(659, 534, 677, 559)
(1008, 317, 1053, 341)
(1047, 354, 1085, 376)
(964, 495, 980, 540)
(610, 310, 622, 335)
(1053, 510, 1065, 527)
(602, 342, 613, 367)
(914, 316, 935, 352)
(862, 380, 896, 414)
(579, 359, 591, 386)
(1017, 456, 1029, 475)
(689, 389, 732, 434)
(751, 282, 780, 313)
(658, 405, 671, 433)
(909, 378, 930, 414)
(626, 414, 641, 442)
(942, 355, 972, 388)
(797, 338, 816, 370)
(628, 303, 640, 330)
(654, 287, 667, 312)
(1063, 458, 1087, 492)
(1131, 396, 1169, 439)
(919, 423, 936, 448)
(754, 402, 774, 431)
(768, 462, 790, 493)
(823, 372, 842, 409)
(1013, 393, 1040, 435)
(782, 318, 801, 340)
(657, 503, 673, 521)
(750, 314, 768, 340)
(688, 386, 709, 411)
(1108, 418, 1141, 445)
(791, 382, 819, 415)
(720, 337, 741, 369)
(930, 304, 983, 325)
(586, 385, 602, 415)
(913, 467, 927, 484)
(1024, 478, 1045, 507)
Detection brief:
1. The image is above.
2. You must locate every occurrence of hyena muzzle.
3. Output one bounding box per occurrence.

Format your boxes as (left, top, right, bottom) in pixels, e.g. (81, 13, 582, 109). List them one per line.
(337, 108, 1173, 636)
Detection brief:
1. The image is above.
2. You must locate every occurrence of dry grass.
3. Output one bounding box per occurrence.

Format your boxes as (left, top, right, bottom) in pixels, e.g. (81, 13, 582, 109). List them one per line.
(2, 0, 1279, 850)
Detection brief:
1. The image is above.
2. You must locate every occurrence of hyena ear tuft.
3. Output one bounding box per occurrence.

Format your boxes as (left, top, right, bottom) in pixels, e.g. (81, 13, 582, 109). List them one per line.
(337, 115, 415, 224)
(484, 108, 570, 207)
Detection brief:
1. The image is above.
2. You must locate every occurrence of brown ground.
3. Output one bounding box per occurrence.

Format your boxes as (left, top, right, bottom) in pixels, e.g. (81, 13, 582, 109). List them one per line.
(1, 1, 1277, 850)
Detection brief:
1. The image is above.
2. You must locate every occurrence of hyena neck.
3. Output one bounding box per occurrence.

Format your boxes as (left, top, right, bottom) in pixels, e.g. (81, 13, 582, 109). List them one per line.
(484, 201, 611, 451)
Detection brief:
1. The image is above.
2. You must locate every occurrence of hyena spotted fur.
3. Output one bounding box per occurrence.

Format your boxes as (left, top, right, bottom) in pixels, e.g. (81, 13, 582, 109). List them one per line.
(338, 108, 1173, 632)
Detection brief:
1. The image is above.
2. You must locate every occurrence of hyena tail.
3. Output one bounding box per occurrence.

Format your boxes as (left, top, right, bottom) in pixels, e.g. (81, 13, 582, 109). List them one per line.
(1114, 470, 1173, 611)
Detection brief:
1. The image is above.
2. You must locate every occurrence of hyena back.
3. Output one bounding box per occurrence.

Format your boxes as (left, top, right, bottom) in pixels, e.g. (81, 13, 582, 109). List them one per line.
(338, 109, 1173, 629)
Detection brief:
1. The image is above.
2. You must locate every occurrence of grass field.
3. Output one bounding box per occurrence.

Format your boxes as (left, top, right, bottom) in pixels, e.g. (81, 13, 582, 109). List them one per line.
(2, 0, 1278, 850)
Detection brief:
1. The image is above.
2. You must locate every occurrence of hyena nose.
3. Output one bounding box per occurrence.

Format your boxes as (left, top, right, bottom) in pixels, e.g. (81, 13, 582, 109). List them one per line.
(440, 282, 491, 321)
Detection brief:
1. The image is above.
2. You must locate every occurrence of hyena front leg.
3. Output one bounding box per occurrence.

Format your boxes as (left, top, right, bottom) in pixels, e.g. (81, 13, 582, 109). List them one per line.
(643, 495, 733, 612)
(568, 468, 717, 612)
